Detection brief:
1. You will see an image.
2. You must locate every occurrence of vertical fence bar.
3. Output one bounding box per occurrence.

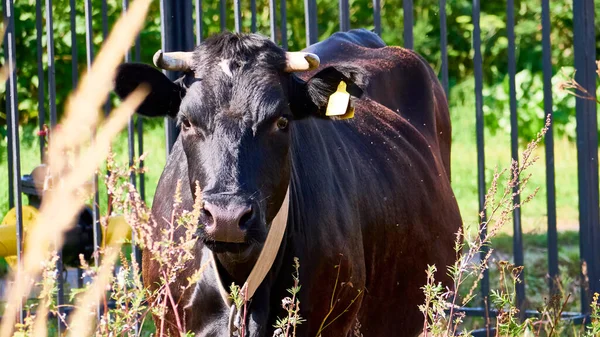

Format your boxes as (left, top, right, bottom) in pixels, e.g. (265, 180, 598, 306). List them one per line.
(93, 0, 109, 294)
(372, 0, 380, 36)
(439, 0, 448, 96)
(102, 0, 111, 119)
(4, 0, 24, 324)
(45, 0, 57, 128)
(160, 0, 194, 154)
(123, 4, 141, 333)
(84, 0, 94, 69)
(36, 0, 46, 162)
(160, 0, 174, 154)
(403, 0, 413, 49)
(123, 0, 136, 189)
(280, 0, 287, 49)
(70, 0, 78, 89)
(136, 116, 145, 201)
(195, 0, 203, 45)
(541, 0, 558, 295)
(573, 0, 599, 314)
(102, 0, 108, 43)
(507, 0, 525, 315)
(472, 0, 490, 315)
(134, 16, 145, 203)
(251, 0, 257, 32)
(220, 0, 226, 31)
(234, 0, 242, 32)
(269, 0, 277, 42)
(340, 0, 350, 31)
(4, 6, 14, 211)
(84, 0, 102, 320)
(159, 0, 169, 155)
(46, 0, 65, 331)
(304, 0, 317, 46)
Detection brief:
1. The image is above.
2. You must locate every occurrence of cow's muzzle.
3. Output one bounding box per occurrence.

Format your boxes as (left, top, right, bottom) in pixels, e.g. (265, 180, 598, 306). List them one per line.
(199, 201, 255, 244)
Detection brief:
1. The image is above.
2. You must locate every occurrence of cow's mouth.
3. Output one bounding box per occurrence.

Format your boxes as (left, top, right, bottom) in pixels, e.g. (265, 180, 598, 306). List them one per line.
(202, 239, 253, 254)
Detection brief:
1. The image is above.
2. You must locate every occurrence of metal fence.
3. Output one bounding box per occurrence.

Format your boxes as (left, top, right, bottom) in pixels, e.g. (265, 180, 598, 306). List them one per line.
(2, 0, 599, 335)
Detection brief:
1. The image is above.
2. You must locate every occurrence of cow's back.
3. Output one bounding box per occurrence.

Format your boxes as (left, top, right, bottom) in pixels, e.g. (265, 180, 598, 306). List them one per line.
(301, 29, 452, 177)
(282, 30, 461, 336)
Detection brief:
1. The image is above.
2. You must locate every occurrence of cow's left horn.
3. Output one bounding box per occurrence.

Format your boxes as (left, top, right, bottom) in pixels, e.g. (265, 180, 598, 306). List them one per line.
(153, 50, 194, 72)
(284, 52, 320, 72)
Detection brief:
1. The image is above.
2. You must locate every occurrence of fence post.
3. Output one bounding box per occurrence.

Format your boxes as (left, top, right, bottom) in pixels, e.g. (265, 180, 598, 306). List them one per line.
(573, 0, 599, 314)
(3, 0, 24, 325)
(160, 0, 194, 154)
(472, 0, 489, 314)
(507, 0, 526, 317)
(304, 0, 317, 46)
(541, 0, 558, 296)
(403, 0, 413, 49)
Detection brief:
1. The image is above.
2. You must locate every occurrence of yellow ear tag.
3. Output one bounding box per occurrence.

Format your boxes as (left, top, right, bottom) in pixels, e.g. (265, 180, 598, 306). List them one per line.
(325, 81, 354, 119)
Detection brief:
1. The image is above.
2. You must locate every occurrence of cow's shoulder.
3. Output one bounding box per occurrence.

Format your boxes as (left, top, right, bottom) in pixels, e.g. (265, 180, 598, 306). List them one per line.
(301, 32, 432, 87)
(301, 29, 385, 62)
(326, 28, 387, 49)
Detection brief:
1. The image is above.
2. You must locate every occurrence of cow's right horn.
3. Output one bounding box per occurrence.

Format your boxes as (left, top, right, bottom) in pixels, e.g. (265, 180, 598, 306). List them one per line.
(284, 52, 320, 72)
(153, 50, 194, 72)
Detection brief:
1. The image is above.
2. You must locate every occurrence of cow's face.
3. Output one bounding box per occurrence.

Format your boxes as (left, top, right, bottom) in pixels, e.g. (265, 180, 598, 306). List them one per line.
(114, 33, 363, 253)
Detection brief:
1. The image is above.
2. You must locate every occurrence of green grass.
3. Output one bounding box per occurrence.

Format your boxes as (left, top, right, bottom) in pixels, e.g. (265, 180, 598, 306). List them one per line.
(449, 102, 580, 233)
(456, 231, 583, 333)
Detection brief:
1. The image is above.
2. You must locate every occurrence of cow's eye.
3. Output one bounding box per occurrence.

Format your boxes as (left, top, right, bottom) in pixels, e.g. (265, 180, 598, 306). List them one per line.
(181, 116, 192, 129)
(276, 117, 289, 130)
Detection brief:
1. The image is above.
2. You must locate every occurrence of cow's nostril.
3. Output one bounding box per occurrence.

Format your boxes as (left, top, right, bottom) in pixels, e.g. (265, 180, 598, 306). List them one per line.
(238, 207, 253, 230)
(201, 207, 213, 227)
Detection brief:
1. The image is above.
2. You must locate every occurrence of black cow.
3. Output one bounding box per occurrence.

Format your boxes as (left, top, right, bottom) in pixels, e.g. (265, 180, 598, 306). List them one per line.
(114, 29, 462, 337)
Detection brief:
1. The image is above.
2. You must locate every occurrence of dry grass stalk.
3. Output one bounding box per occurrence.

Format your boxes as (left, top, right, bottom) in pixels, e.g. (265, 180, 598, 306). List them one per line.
(0, 22, 10, 84)
(0, 61, 10, 85)
(103, 154, 206, 335)
(419, 61, 600, 336)
(556, 64, 600, 104)
(419, 115, 551, 337)
(0, 0, 152, 336)
(67, 244, 124, 337)
(30, 252, 60, 337)
(0, 87, 147, 337)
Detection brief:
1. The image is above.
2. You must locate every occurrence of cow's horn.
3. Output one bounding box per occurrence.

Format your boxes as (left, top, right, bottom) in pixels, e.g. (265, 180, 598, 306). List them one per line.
(153, 50, 194, 72)
(284, 52, 320, 72)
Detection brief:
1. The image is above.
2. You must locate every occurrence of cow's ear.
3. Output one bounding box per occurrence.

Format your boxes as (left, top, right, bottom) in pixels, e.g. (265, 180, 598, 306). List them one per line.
(114, 63, 185, 118)
(290, 66, 365, 119)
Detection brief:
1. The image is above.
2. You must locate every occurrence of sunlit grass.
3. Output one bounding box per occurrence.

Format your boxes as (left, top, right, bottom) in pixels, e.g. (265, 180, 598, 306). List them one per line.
(450, 103, 580, 234)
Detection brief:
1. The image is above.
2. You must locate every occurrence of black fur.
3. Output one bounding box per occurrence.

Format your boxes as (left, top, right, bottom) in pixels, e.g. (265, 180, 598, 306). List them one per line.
(114, 63, 184, 118)
(114, 30, 462, 337)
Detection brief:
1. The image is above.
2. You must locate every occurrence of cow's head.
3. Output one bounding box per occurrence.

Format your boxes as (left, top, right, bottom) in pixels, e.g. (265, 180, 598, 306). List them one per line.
(114, 32, 364, 253)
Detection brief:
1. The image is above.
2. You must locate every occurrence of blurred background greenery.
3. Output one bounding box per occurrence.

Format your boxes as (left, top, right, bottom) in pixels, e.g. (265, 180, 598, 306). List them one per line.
(1, 0, 600, 311)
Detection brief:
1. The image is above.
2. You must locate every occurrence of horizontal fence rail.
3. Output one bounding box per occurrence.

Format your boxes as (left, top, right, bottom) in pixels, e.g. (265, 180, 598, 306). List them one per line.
(1, 0, 598, 334)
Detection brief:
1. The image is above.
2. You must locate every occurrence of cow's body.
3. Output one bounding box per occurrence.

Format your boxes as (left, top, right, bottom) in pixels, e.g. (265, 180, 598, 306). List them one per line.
(137, 29, 461, 337)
